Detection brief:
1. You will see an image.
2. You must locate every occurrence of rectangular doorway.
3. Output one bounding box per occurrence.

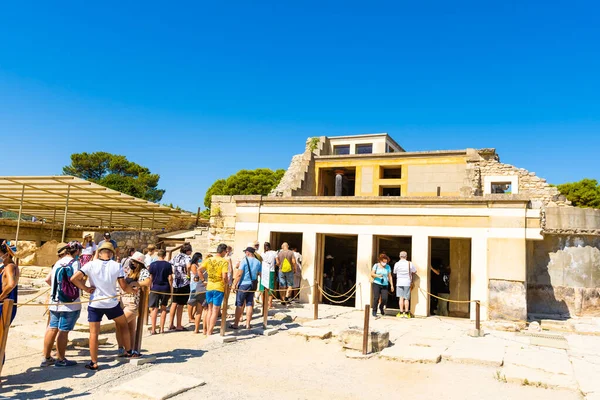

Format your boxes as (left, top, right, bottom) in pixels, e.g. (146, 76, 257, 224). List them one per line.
(270, 232, 304, 301)
(375, 236, 412, 309)
(430, 238, 472, 318)
(320, 234, 358, 307)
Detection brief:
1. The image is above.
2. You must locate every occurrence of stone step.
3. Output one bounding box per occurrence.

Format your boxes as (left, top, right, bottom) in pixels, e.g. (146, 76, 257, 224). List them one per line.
(110, 370, 206, 400)
(380, 344, 443, 364)
(288, 327, 332, 340)
(501, 365, 578, 391)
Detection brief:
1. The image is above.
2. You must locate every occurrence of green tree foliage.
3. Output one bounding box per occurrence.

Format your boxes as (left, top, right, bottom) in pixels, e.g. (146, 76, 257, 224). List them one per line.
(204, 168, 285, 209)
(63, 152, 165, 202)
(556, 179, 600, 209)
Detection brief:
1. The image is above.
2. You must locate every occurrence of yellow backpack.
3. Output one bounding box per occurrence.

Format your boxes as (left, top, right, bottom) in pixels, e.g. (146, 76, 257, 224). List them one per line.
(282, 257, 293, 273)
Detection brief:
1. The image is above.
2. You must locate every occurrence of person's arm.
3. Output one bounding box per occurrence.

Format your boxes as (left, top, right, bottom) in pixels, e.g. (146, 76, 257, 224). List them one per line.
(44, 270, 52, 287)
(292, 256, 297, 274)
(118, 277, 137, 294)
(221, 263, 229, 290)
(232, 263, 243, 292)
(430, 266, 441, 275)
(71, 271, 95, 294)
(388, 269, 395, 293)
(0, 264, 18, 301)
(168, 274, 174, 291)
(370, 266, 381, 279)
(138, 269, 152, 287)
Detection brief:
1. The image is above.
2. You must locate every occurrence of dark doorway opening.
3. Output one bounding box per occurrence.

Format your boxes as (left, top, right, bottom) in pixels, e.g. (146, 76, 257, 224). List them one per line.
(376, 236, 412, 309)
(269, 232, 304, 302)
(321, 234, 358, 307)
(319, 168, 356, 196)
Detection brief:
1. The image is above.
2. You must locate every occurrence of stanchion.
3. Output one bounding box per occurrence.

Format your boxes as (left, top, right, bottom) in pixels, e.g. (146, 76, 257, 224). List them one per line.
(362, 304, 370, 355)
(220, 285, 230, 337)
(134, 287, 149, 352)
(262, 290, 268, 329)
(313, 281, 318, 320)
(0, 300, 15, 381)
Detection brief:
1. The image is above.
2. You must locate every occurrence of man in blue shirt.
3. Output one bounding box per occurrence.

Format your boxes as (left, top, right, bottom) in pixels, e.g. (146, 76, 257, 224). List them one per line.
(97, 233, 119, 261)
(230, 246, 262, 330)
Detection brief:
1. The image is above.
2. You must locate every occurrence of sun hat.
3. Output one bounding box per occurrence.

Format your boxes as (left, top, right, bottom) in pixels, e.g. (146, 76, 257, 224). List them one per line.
(131, 251, 146, 265)
(1, 240, 17, 257)
(56, 242, 69, 255)
(97, 241, 115, 253)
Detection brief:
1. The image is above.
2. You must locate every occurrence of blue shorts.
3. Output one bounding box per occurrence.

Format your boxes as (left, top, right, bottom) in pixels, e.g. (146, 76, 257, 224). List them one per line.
(49, 310, 81, 332)
(396, 286, 411, 300)
(206, 290, 224, 306)
(88, 304, 124, 323)
(235, 284, 254, 307)
(279, 271, 294, 288)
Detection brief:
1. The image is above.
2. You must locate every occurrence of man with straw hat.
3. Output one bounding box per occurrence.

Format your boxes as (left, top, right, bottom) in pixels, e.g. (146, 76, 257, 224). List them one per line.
(70, 241, 139, 371)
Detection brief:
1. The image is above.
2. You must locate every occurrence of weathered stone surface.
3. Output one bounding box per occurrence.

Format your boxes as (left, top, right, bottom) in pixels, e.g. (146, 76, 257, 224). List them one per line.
(272, 313, 293, 323)
(20, 266, 52, 279)
(288, 327, 332, 340)
(488, 280, 527, 321)
(527, 321, 541, 332)
(501, 365, 578, 390)
(504, 347, 572, 376)
(339, 329, 389, 353)
(443, 338, 505, 367)
(541, 319, 573, 333)
(380, 345, 443, 364)
(70, 336, 108, 347)
(130, 356, 157, 366)
(211, 335, 238, 344)
(482, 320, 526, 332)
(345, 350, 375, 360)
(110, 370, 206, 399)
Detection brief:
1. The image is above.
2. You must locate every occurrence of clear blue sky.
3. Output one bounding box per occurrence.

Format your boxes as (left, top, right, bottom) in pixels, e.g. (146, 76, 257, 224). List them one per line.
(1, 1, 598, 211)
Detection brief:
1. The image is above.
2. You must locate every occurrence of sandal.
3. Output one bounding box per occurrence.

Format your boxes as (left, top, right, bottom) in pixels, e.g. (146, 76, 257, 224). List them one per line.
(175, 327, 188, 332)
(228, 324, 240, 330)
(85, 361, 99, 371)
(131, 351, 142, 358)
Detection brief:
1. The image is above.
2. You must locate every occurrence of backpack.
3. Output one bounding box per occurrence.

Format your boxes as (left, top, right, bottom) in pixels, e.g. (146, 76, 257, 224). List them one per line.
(52, 259, 79, 303)
(282, 256, 293, 273)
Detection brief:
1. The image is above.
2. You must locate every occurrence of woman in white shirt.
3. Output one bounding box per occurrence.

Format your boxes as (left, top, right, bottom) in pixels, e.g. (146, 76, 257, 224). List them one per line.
(80, 234, 97, 267)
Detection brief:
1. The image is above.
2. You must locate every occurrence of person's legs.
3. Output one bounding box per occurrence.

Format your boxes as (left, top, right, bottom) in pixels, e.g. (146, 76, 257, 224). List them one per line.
(42, 328, 59, 360)
(169, 302, 177, 330)
(176, 304, 184, 329)
(194, 304, 204, 333)
(89, 322, 101, 364)
(150, 308, 158, 333)
(124, 310, 137, 350)
(159, 305, 167, 333)
(233, 306, 243, 327)
(371, 284, 381, 316)
(113, 315, 132, 352)
(202, 306, 208, 335)
(380, 288, 389, 315)
(245, 303, 253, 329)
(56, 331, 69, 360)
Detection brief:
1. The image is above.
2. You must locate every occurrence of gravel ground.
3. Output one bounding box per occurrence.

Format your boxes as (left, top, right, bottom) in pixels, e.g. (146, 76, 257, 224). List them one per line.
(0, 289, 584, 400)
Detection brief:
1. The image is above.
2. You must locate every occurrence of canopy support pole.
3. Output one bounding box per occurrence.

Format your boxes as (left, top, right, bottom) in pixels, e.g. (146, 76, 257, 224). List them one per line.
(61, 185, 71, 242)
(50, 209, 56, 240)
(15, 184, 25, 245)
(109, 211, 113, 230)
(151, 212, 155, 231)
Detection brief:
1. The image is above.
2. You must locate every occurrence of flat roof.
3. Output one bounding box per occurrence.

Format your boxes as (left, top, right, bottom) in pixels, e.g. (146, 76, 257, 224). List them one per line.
(0, 176, 195, 229)
(315, 148, 469, 161)
(326, 133, 405, 152)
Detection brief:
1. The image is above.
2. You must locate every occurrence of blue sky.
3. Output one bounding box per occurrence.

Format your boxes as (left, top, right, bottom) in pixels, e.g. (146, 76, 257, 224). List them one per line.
(1, 1, 599, 211)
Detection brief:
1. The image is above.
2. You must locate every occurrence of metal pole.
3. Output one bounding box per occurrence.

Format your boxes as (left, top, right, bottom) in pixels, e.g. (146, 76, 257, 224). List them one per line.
(363, 305, 371, 355)
(15, 184, 25, 244)
(476, 301, 481, 332)
(313, 280, 319, 320)
(262, 289, 268, 329)
(151, 211, 155, 231)
(61, 185, 71, 242)
(108, 211, 113, 230)
(50, 209, 56, 240)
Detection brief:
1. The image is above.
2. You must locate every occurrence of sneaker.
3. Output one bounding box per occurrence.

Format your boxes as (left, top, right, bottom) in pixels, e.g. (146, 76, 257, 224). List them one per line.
(40, 357, 56, 367)
(396, 312, 402, 318)
(118, 347, 127, 357)
(55, 359, 77, 368)
(406, 313, 412, 319)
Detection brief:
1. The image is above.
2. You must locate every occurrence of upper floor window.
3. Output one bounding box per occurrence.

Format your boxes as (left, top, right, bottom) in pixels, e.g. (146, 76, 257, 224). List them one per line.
(491, 182, 513, 194)
(356, 144, 373, 154)
(333, 145, 350, 155)
(381, 166, 402, 179)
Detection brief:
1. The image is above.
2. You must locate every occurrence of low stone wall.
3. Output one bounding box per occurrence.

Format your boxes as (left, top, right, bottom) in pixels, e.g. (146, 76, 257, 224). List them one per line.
(545, 206, 600, 234)
(0, 219, 84, 245)
(92, 230, 160, 259)
(208, 196, 237, 251)
(489, 279, 527, 321)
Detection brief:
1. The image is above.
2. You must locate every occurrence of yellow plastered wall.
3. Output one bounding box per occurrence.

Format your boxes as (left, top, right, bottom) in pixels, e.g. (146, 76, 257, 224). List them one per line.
(487, 238, 527, 282)
(315, 155, 467, 197)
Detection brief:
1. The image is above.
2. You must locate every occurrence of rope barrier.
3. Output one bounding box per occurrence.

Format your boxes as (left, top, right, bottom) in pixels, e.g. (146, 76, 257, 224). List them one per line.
(321, 284, 357, 299)
(16, 288, 51, 308)
(14, 294, 123, 307)
(418, 288, 479, 304)
(317, 283, 358, 305)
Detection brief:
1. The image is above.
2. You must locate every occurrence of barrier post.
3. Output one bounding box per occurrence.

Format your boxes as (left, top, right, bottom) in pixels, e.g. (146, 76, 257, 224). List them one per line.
(362, 304, 370, 355)
(262, 289, 268, 329)
(0, 299, 15, 381)
(134, 287, 149, 352)
(476, 301, 481, 331)
(313, 281, 318, 320)
(220, 285, 230, 337)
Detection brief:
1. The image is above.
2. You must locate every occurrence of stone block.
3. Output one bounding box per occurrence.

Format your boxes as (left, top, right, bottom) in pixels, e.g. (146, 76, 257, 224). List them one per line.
(288, 327, 332, 340)
(541, 319, 573, 333)
(272, 313, 293, 323)
(380, 345, 442, 364)
(70, 337, 108, 347)
(211, 335, 238, 344)
(488, 280, 527, 321)
(502, 365, 577, 390)
(442, 338, 505, 367)
(504, 347, 572, 376)
(345, 350, 375, 360)
(482, 320, 526, 332)
(130, 356, 157, 366)
(339, 329, 389, 353)
(110, 370, 206, 399)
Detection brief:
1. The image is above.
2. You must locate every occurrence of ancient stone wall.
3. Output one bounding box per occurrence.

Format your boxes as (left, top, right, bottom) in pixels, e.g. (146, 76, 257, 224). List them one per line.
(528, 234, 600, 317)
(91, 230, 160, 260)
(207, 196, 237, 251)
(0, 219, 84, 245)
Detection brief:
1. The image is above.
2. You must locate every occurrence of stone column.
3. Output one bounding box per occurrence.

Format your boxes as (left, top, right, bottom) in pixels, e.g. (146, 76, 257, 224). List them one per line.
(302, 232, 318, 304)
(411, 234, 430, 317)
(356, 234, 374, 310)
(335, 170, 344, 197)
(471, 235, 489, 320)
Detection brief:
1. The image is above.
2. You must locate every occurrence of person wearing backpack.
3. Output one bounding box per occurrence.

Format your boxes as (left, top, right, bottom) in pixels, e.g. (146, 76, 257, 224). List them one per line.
(41, 241, 84, 368)
(275, 242, 297, 305)
(230, 246, 262, 330)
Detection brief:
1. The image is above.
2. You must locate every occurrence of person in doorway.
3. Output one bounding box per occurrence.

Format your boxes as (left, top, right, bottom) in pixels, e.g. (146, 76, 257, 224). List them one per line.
(97, 233, 119, 261)
(260, 242, 277, 308)
(276, 242, 297, 306)
(371, 254, 394, 318)
(231, 246, 262, 330)
(292, 246, 303, 297)
(187, 252, 206, 328)
(0, 240, 19, 364)
(70, 242, 138, 371)
(80, 234, 96, 267)
(431, 263, 451, 317)
(41, 241, 83, 368)
(119, 251, 150, 356)
(394, 251, 416, 319)
(204, 244, 229, 336)
(169, 243, 192, 331)
(145, 244, 158, 266)
(148, 249, 172, 334)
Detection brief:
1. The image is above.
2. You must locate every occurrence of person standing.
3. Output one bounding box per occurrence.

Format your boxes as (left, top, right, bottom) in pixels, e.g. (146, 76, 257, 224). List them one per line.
(80, 234, 96, 267)
(371, 254, 394, 318)
(148, 250, 173, 335)
(41, 241, 83, 368)
(204, 244, 229, 336)
(431, 263, 451, 317)
(394, 251, 416, 319)
(169, 243, 192, 331)
(70, 242, 138, 371)
(292, 246, 303, 296)
(225, 245, 234, 287)
(187, 252, 205, 324)
(253, 241, 263, 262)
(145, 244, 158, 266)
(119, 251, 150, 356)
(260, 242, 277, 308)
(120, 247, 136, 275)
(0, 240, 19, 364)
(230, 246, 261, 330)
(97, 233, 119, 261)
(276, 242, 297, 305)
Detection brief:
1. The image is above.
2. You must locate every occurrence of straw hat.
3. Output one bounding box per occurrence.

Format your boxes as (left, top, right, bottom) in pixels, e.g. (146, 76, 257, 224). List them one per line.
(97, 241, 115, 254)
(1, 240, 17, 257)
(56, 242, 69, 255)
(130, 251, 146, 265)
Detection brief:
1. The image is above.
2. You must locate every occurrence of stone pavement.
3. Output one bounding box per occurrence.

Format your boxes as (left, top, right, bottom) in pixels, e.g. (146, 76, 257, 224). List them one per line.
(280, 303, 600, 398)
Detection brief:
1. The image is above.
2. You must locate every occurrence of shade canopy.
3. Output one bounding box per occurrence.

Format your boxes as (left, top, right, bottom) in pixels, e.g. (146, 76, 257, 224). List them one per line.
(0, 176, 195, 229)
